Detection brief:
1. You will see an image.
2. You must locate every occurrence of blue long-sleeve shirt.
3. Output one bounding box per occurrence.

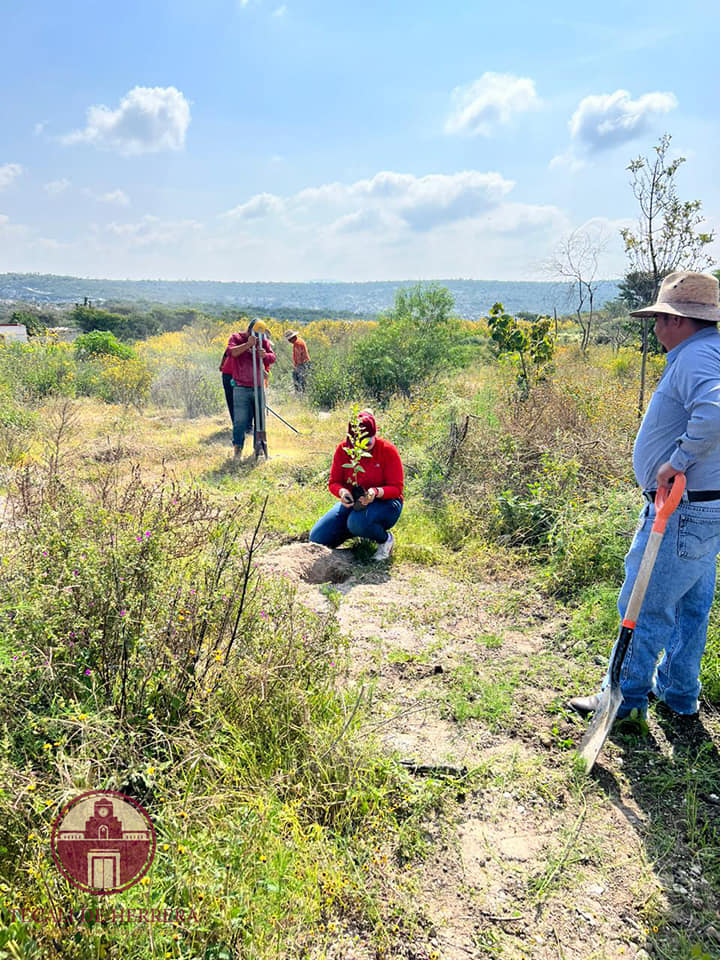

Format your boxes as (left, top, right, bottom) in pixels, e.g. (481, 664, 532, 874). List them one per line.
(633, 327, 720, 491)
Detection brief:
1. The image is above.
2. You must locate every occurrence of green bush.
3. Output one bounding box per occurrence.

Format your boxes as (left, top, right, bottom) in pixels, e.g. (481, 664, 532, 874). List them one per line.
(307, 353, 359, 409)
(71, 304, 161, 340)
(543, 486, 638, 598)
(74, 329, 134, 360)
(490, 454, 580, 548)
(151, 362, 223, 417)
(702, 597, 720, 703)
(0, 463, 439, 960)
(350, 284, 473, 403)
(0, 384, 37, 465)
(568, 584, 619, 658)
(0, 340, 76, 400)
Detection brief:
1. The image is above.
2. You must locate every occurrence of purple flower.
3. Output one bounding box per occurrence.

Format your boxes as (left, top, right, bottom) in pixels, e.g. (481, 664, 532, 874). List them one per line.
(73, 570, 78, 576)
(119, 610, 127, 617)
(84, 668, 92, 676)
(136, 535, 143, 541)
(260, 610, 268, 620)
(144, 531, 151, 538)
(42, 550, 48, 557)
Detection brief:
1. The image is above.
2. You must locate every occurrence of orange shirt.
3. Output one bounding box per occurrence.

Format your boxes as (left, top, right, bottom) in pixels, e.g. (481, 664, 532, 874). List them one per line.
(292, 337, 310, 366)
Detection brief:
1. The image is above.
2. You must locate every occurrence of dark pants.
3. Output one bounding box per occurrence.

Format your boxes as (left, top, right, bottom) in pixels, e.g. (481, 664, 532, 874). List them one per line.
(222, 373, 234, 423)
(309, 499, 403, 547)
(293, 362, 311, 393)
(232, 385, 256, 449)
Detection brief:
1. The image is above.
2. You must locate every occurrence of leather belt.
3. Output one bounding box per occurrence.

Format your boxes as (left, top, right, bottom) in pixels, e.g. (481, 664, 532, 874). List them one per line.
(643, 489, 720, 503)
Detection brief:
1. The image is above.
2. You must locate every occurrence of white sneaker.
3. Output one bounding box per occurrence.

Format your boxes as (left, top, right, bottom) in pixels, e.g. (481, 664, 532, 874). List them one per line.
(372, 532, 394, 561)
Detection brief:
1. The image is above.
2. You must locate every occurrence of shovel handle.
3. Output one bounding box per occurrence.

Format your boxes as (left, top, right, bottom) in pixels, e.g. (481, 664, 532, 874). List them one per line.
(652, 473, 686, 533)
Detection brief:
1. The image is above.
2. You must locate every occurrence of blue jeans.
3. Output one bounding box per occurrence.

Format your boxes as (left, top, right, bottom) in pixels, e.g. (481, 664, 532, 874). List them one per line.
(232, 385, 255, 449)
(610, 498, 720, 716)
(309, 499, 403, 548)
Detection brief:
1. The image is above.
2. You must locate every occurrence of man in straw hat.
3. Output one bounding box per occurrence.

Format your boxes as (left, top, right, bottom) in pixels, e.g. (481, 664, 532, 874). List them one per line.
(570, 271, 720, 726)
(285, 330, 311, 393)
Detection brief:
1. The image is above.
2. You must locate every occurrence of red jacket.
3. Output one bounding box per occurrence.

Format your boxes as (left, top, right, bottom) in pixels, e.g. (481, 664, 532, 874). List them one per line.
(329, 436, 404, 501)
(222, 332, 276, 386)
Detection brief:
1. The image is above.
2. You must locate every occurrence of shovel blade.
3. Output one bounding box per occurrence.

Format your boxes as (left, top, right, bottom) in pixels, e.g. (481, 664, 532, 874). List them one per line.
(576, 684, 624, 773)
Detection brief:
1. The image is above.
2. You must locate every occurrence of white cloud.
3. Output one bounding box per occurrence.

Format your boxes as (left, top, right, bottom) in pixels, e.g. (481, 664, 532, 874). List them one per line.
(548, 151, 586, 173)
(34, 122, 46, 136)
(100, 215, 202, 248)
(92, 189, 130, 206)
(445, 73, 541, 136)
(569, 88, 677, 152)
(0, 166, 597, 282)
(44, 178, 72, 195)
(223, 192, 285, 220)
(226, 170, 515, 233)
(273, 5, 287, 16)
(61, 86, 191, 155)
(0, 163, 23, 190)
(329, 208, 399, 235)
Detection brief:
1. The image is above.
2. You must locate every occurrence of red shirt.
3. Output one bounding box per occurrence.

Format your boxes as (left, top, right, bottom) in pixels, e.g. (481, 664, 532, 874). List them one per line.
(329, 436, 404, 501)
(222, 332, 276, 386)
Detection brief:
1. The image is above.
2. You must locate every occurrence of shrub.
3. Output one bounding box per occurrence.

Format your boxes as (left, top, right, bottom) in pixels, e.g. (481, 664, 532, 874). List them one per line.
(568, 584, 620, 658)
(0, 461, 438, 960)
(0, 384, 36, 465)
(151, 362, 223, 417)
(350, 284, 472, 403)
(543, 486, 638, 597)
(702, 597, 720, 703)
(74, 329, 134, 360)
(307, 353, 359, 409)
(0, 339, 76, 399)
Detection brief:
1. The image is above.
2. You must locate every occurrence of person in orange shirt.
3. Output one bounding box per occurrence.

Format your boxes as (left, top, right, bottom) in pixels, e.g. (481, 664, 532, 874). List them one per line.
(285, 330, 311, 393)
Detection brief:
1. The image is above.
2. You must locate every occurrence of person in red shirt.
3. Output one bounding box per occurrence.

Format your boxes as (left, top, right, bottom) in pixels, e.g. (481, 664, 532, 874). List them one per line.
(309, 409, 403, 560)
(285, 330, 311, 393)
(221, 322, 276, 458)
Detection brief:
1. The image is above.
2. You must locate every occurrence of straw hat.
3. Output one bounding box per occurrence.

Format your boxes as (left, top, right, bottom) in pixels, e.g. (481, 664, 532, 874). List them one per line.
(630, 271, 720, 322)
(285, 330, 299, 341)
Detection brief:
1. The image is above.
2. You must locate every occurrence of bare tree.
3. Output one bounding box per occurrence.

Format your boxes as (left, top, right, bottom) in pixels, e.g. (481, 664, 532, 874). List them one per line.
(620, 133, 715, 416)
(547, 227, 608, 353)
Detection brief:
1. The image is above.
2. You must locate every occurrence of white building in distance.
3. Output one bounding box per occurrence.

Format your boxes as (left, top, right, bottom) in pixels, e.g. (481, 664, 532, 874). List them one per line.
(0, 323, 28, 343)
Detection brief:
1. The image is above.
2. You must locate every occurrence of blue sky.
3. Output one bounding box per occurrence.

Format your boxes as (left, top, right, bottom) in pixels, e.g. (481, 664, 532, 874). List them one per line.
(1, 0, 718, 281)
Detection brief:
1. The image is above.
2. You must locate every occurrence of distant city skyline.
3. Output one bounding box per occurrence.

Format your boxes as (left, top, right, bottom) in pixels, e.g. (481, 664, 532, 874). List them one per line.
(1, 0, 718, 282)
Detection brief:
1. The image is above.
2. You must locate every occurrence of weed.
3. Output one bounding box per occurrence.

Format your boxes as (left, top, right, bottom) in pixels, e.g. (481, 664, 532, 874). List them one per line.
(442, 663, 518, 729)
(476, 632, 503, 649)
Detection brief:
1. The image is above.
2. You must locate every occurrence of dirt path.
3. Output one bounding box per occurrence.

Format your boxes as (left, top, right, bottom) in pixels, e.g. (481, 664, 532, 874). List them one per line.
(270, 550, 720, 960)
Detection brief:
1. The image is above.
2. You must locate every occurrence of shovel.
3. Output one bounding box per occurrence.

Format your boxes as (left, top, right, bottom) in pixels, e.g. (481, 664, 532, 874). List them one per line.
(577, 473, 686, 772)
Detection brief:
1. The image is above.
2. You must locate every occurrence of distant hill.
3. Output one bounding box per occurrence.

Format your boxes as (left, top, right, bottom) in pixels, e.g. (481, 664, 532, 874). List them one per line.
(0, 273, 620, 319)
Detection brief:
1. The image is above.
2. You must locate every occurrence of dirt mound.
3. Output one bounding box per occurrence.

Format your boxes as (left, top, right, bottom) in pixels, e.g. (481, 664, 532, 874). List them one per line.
(258, 542, 355, 584)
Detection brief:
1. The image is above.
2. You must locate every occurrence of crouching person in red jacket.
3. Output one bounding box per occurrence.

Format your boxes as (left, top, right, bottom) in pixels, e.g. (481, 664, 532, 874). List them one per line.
(309, 410, 403, 561)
